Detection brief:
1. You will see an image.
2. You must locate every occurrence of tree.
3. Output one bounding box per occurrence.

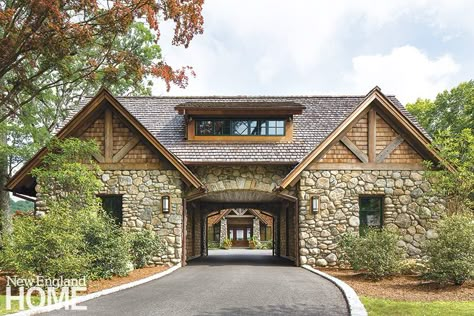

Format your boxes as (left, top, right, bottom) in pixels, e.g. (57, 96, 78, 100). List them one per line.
(0, 0, 204, 233)
(0, 0, 204, 122)
(407, 80, 474, 136)
(425, 129, 474, 214)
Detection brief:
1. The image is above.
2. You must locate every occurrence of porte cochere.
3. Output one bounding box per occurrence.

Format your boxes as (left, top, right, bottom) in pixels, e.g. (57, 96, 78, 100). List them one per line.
(7, 87, 445, 267)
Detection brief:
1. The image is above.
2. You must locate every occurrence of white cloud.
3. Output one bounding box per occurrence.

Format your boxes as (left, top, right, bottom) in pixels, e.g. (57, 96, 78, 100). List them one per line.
(151, 0, 473, 102)
(346, 46, 459, 103)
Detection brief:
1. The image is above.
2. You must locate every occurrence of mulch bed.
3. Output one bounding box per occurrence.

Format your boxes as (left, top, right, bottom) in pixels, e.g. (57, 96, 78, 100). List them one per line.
(0, 265, 169, 295)
(320, 268, 474, 301)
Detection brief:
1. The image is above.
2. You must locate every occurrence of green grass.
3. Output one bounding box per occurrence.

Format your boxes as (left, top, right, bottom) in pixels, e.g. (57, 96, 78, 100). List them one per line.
(361, 296, 474, 316)
(0, 295, 41, 315)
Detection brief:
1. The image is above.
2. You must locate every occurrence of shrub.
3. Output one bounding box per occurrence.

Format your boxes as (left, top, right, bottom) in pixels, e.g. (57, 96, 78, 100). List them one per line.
(0, 139, 132, 281)
(424, 214, 474, 285)
(339, 229, 403, 280)
(221, 238, 232, 249)
(84, 212, 131, 279)
(128, 230, 166, 268)
(208, 241, 220, 249)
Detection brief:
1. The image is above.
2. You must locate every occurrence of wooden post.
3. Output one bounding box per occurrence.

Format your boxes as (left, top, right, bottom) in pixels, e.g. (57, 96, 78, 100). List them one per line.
(182, 199, 187, 266)
(368, 109, 376, 162)
(104, 109, 113, 162)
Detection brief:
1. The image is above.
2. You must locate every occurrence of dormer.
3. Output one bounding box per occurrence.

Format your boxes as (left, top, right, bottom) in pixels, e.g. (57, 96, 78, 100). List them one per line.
(175, 101, 305, 142)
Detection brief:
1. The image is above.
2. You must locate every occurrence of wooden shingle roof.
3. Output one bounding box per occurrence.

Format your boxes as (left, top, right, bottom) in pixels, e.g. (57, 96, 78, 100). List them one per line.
(67, 94, 426, 164)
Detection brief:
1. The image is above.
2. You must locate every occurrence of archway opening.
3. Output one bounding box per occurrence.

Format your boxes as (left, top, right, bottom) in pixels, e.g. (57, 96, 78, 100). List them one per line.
(183, 190, 298, 266)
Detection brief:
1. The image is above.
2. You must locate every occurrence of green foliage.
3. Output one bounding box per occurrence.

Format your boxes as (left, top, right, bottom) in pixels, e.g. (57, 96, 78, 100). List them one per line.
(406, 80, 474, 136)
(9, 199, 34, 212)
(84, 211, 131, 279)
(425, 129, 474, 214)
(1, 139, 130, 280)
(128, 230, 166, 269)
(424, 214, 474, 285)
(221, 238, 232, 249)
(339, 229, 404, 280)
(208, 241, 220, 249)
(257, 240, 273, 250)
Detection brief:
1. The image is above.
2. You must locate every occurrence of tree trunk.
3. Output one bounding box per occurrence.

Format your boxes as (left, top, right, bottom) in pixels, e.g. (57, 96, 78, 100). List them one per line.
(0, 132, 11, 235)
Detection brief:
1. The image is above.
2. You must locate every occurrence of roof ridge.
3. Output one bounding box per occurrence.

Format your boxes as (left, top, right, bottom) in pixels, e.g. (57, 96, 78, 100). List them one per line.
(84, 94, 398, 99)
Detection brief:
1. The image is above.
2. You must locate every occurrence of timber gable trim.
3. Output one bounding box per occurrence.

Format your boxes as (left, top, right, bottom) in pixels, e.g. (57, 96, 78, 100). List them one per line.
(277, 86, 443, 189)
(6, 88, 205, 194)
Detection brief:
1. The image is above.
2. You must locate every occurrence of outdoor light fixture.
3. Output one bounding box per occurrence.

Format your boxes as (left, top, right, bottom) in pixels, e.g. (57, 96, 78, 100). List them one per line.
(162, 196, 170, 213)
(311, 196, 319, 214)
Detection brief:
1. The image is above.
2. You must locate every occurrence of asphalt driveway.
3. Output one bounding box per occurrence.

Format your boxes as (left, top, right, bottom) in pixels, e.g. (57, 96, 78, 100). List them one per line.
(46, 249, 348, 316)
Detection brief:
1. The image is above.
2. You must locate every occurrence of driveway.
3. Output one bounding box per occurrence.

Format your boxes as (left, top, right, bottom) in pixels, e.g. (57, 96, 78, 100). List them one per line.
(46, 249, 348, 315)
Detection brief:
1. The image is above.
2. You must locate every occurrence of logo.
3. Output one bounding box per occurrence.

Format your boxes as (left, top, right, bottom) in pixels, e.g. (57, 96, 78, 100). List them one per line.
(5, 276, 87, 311)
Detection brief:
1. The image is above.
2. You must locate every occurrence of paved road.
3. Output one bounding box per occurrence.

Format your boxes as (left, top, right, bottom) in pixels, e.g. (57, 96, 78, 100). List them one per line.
(47, 249, 348, 316)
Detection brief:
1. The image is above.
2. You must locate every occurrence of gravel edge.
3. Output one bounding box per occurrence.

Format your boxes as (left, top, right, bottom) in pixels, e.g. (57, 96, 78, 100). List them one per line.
(302, 265, 367, 316)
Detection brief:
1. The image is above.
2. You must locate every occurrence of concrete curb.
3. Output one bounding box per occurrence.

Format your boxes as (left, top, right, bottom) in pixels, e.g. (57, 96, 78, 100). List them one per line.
(9, 264, 182, 316)
(302, 265, 367, 316)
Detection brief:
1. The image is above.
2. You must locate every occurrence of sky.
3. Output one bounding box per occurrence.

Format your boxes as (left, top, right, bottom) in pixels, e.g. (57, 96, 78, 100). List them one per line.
(153, 0, 474, 105)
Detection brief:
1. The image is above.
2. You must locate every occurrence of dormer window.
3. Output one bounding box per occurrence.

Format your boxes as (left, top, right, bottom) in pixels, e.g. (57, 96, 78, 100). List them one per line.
(196, 119, 285, 136)
(175, 101, 305, 142)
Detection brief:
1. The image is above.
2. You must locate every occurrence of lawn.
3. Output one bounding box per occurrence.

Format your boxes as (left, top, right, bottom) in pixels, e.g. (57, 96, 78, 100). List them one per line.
(361, 296, 474, 316)
(0, 294, 41, 315)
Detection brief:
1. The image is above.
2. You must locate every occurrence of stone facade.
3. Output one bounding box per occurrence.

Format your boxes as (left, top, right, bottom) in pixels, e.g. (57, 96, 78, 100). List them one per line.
(253, 217, 260, 242)
(98, 169, 184, 265)
(192, 165, 294, 196)
(298, 169, 445, 267)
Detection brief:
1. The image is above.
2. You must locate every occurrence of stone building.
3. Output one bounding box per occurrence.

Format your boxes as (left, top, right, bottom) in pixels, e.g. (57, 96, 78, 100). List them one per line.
(7, 87, 445, 267)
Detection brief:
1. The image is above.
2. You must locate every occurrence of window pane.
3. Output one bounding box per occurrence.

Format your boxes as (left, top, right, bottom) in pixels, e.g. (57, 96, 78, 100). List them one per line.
(260, 121, 267, 135)
(236, 229, 244, 240)
(268, 120, 277, 127)
(214, 120, 230, 135)
(197, 120, 213, 135)
(359, 197, 383, 233)
(100, 196, 123, 226)
(247, 228, 251, 239)
(229, 230, 234, 240)
(249, 120, 259, 135)
(232, 120, 249, 135)
(276, 120, 284, 128)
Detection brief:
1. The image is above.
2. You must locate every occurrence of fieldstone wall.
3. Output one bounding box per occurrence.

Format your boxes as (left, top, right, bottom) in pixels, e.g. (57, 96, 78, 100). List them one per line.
(98, 169, 184, 265)
(219, 218, 227, 246)
(298, 169, 445, 267)
(253, 217, 260, 242)
(192, 165, 294, 196)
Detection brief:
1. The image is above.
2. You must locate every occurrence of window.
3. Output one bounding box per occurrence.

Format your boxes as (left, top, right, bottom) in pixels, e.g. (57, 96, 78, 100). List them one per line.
(213, 224, 220, 241)
(195, 118, 285, 136)
(359, 196, 383, 234)
(100, 195, 123, 226)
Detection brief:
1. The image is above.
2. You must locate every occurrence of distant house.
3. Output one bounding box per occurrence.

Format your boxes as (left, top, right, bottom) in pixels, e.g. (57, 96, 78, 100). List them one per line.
(7, 87, 445, 267)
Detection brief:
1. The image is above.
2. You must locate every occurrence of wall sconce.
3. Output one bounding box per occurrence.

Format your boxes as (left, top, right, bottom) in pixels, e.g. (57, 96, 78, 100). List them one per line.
(311, 196, 319, 214)
(162, 196, 170, 213)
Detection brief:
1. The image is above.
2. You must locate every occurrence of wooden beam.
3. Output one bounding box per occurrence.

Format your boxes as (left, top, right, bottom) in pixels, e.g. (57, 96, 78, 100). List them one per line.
(92, 152, 105, 163)
(368, 109, 376, 162)
(104, 109, 113, 162)
(341, 136, 369, 163)
(112, 136, 140, 163)
(98, 162, 160, 170)
(376, 135, 404, 163)
(308, 162, 424, 171)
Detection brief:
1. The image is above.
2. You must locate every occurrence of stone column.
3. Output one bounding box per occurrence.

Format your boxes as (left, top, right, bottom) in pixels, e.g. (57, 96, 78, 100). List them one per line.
(253, 217, 260, 242)
(219, 217, 227, 247)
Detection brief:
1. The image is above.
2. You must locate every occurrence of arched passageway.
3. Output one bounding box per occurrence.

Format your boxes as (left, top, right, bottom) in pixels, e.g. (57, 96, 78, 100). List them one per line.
(183, 189, 299, 265)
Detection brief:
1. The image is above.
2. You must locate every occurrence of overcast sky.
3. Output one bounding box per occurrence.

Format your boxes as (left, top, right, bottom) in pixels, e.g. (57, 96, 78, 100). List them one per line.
(153, 0, 474, 104)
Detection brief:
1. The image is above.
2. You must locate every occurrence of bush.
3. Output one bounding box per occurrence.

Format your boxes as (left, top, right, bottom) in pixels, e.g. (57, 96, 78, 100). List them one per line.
(208, 241, 220, 249)
(424, 214, 474, 285)
(257, 240, 273, 250)
(128, 230, 165, 268)
(221, 238, 232, 249)
(339, 229, 403, 280)
(84, 212, 131, 279)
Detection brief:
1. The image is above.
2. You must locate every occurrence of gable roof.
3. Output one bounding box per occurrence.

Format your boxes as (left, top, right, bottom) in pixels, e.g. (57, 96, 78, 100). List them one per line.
(277, 87, 442, 189)
(57, 91, 426, 165)
(6, 88, 204, 194)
